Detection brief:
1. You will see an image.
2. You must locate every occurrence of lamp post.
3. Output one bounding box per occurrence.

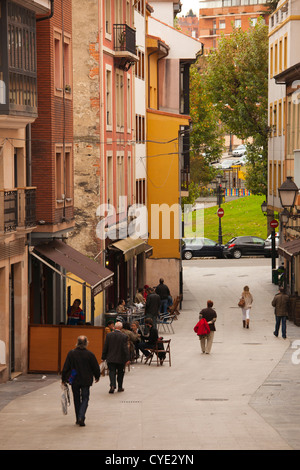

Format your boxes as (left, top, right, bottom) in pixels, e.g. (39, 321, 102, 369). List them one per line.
(212, 173, 225, 245)
(260, 200, 278, 280)
(278, 176, 299, 210)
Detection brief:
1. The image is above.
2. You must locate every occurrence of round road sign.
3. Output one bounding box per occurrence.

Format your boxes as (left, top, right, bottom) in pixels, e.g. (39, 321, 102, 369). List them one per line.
(217, 208, 224, 218)
(270, 219, 279, 228)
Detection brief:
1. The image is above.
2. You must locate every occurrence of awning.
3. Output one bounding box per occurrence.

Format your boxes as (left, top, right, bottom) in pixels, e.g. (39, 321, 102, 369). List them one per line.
(278, 239, 300, 260)
(108, 237, 152, 262)
(32, 240, 114, 296)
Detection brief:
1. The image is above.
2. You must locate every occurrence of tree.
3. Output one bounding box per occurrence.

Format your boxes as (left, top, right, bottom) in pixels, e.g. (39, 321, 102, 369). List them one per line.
(204, 20, 269, 195)
(189, 60, 225, 184)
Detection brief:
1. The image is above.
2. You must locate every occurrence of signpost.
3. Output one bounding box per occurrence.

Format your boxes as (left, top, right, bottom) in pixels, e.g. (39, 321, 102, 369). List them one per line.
(217, 208, 224, 218)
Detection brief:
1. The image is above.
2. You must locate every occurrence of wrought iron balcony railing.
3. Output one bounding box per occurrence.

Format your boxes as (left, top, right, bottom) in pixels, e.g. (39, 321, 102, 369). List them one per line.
(113, 24, 136, 55)
(0, 187, 36, 233)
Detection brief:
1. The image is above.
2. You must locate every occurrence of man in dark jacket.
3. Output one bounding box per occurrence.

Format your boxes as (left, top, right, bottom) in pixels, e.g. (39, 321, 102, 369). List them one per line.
(272, 287, 289, 339)
(101, 322, 130, 394)
(61, 335, 100, 426)
(155, 278, 170, 314)
(145, 287, 161, 327)
(137, 318, 159, 361)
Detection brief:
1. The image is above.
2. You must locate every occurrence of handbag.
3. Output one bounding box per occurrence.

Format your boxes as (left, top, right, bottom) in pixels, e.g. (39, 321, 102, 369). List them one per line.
(61, 384, 70, 415)
(238, 297, 245, 308)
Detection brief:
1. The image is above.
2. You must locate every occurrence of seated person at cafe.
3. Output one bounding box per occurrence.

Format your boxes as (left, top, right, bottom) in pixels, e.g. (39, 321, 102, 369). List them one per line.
(134, 288, 146, 305)
(122, 322, 138, 361)
(67, 299, 85, 325)
(105, 320, 115, 336)
(131, 321, 142, 358)
(116, 299, 127, 314)
(137, 318, 158, 360)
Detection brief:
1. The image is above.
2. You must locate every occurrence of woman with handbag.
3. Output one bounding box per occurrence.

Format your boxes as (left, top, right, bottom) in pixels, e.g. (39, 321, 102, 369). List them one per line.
(239, 286, 253, 329)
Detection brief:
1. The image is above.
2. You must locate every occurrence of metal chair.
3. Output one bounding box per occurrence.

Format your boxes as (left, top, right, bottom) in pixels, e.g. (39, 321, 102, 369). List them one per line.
(148, 339, 171, 367)
(157, 313, 175, 334)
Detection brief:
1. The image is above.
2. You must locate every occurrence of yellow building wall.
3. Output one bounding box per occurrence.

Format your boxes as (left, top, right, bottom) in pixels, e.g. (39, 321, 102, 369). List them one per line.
(66, 274, 104, 324)
(147, 109, 189, 259)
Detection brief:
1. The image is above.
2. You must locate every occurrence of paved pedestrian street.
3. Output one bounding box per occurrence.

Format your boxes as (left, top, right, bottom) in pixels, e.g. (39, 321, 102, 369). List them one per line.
(0, 259, 300, 452)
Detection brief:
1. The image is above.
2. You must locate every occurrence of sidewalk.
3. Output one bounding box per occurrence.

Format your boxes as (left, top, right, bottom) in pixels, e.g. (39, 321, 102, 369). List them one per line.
(0, 260, 299, 451)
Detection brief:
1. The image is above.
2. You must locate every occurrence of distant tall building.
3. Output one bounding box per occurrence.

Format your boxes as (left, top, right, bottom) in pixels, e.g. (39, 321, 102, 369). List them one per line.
(179, 0, 269, 52)
(178, 10, 199, 38)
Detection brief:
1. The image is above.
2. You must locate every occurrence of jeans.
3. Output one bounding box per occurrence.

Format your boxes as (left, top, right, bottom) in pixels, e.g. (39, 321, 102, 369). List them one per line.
(160, 299, 168, 314)
(71, 384, 90, 423)
(274, 315, 287, 338)
(107, 362, 125, 389)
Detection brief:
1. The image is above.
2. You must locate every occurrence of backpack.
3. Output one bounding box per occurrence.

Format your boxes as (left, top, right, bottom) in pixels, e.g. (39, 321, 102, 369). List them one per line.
(194, 318, 210, 336)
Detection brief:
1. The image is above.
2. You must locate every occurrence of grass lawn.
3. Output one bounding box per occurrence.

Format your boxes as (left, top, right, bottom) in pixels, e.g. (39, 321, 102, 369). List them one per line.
(184, 195, 268, 244)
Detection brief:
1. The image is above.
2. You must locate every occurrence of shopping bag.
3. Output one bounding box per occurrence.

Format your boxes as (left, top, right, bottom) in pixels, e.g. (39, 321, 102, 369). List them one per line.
(61, 383, 70, 415)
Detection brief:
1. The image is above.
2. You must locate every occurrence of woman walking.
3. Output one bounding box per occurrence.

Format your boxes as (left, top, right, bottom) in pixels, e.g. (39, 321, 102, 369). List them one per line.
(240, 286, 253, 329)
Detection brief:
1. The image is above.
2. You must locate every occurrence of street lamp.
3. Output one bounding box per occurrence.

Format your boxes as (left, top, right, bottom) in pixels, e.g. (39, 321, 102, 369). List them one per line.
(261, 200, 267, 215)
(278, 176, 299, 210)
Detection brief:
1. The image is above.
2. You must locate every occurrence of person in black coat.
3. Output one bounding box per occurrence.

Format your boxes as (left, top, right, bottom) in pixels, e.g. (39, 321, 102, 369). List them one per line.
(137, 318, 159, 362)
(155, 278, 170, 314)
(61, 335, 100, 426)
(101, 322, 130, 394)
(145, 287, 161, 327)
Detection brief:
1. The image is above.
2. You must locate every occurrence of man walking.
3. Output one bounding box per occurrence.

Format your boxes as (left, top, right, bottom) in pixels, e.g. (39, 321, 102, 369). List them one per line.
(155, 278, 170, 314)
(145, 287, 161, 327)
(61, 335, 100, 426)
(272, 287, 289, 339)
(101, 322, 130, 394)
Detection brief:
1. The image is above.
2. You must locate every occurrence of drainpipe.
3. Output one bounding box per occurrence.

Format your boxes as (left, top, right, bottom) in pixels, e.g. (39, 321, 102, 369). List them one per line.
(36, 0, 54, 22)
(156, 42, 169, 111)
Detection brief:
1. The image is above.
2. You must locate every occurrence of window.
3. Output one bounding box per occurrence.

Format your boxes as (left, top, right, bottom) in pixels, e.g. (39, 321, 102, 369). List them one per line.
(269, 103, 273, 134)
(105, 0, 111, 36)
(136, 179, 146, 205)
(106, 67, 112, 129)
(274, 41, 278, 75)
(127, 76, 131, 132)
(54, 29, 72, 97)
(136, 114, 145, 142)
(55, 145, 73, 203)
(219, 20, 225, 29)
(270, 45, 273, 78)
(115, 0, 123, 24)
(135, 50, 145, 80)
(273, 101, 277, 136)
(117, 154, 125, 212)
(278, 100, 282, 135)
(278, 161, 281, 191)
(234, 19, 241, 28)
(107, 154, 113, 208)
(250, 18, 257, 26)
(284, 34, 288, 70)
(134, 0, 145, 15)
(116, 70, 124, 130)
(273, 161, 277, 195)
(269, 162, 272, 195)
(127, 154, 131, 205)
(279, 38, 283, 73)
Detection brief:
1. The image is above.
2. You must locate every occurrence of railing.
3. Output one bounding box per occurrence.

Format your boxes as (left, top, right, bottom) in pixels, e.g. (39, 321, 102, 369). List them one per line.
(0, 187, 36, 233)
(113, 24, 136, 55)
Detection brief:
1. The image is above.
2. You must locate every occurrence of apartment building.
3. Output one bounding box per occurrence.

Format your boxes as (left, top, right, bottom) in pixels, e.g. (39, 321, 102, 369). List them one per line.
(268, 0, 300, 295)
(197, 0, 269, 52)
(146, 0, 203, 297)
(0, 0, 52, 383)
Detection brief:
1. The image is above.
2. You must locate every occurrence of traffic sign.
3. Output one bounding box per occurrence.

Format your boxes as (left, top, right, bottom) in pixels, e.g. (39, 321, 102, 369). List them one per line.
(217, 208, 224, 218)
(270, 219, 279, 228)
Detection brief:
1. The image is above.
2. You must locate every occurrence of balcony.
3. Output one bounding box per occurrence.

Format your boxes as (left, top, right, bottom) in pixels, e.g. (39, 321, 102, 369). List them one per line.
(113, 24, 138, 70)
(0, 187, 36, 234)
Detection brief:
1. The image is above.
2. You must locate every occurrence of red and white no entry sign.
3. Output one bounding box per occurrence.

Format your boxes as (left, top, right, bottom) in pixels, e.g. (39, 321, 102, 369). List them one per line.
(217, 208, 224, 218)
(270, 219, 279, 228)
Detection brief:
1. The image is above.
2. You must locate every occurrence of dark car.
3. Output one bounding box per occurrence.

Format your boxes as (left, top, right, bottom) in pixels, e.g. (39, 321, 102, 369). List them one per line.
(182, 237, 224, 260)
(223, 236, 265, 259)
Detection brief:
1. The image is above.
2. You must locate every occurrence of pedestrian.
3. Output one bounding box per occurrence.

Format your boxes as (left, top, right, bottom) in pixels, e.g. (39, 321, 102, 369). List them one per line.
(61, 335, 100, 427)
(134, 288, 146, 304)
(67, 299, 85, 325)
(272, 287, 289, 339)
(155, 278, 171, 314)
(137, 317, 159, 363)
(198, 300, 217, 354)
(101, 321, 130, 394)
(105, 320, 115, 336)
(145, 287, 161, 328)
(239, 286, 253, 329)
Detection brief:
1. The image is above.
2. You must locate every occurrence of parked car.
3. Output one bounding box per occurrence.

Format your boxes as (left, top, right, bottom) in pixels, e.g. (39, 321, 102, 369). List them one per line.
(220, 159, 236, 169)
(264, 233, 279, 257)
(182, 237, 224, 260)
(232, 144, 246, 157)
(223, 236, 266, 258)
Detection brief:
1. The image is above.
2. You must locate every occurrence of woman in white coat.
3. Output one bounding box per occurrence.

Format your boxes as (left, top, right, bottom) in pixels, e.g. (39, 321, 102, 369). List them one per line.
(240, 286, 253, 329)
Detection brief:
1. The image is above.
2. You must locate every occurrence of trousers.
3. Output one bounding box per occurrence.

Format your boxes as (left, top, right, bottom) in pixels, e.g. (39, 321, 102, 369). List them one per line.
(71, 384, 90, 423)
(274, 315, 287, 338)
(107, 362, 125, 389)
(200, 331, 215, 354)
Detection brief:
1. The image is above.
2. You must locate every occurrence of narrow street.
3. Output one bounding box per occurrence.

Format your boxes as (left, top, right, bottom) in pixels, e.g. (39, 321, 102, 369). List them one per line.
(0, 258, 299, 451)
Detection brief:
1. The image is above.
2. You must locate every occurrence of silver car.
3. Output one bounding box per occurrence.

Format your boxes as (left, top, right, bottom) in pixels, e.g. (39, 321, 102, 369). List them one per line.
(232, 144, 246, 157)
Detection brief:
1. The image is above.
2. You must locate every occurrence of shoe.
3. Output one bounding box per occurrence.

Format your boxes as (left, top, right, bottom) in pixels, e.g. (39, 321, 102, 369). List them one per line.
(117, 388, 125, 392)
(160, 359, 164, 366)
(109, 387, 114, 394)
(78, 419, 85, 427)
(273, 332, 278, 337)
